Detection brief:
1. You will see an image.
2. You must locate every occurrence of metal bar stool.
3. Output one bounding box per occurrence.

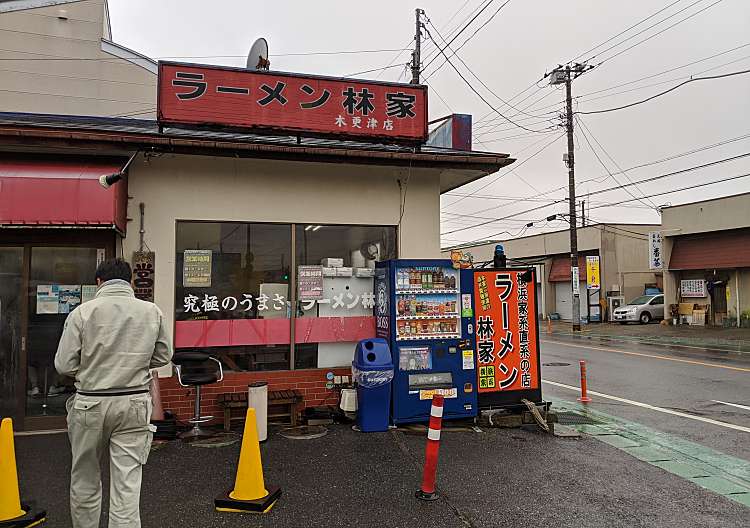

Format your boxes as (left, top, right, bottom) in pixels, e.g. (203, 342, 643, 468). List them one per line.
(173, 351, 223, 441)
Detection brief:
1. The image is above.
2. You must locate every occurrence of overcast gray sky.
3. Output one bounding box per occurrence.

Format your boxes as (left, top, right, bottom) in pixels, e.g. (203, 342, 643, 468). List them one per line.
(107, 0, 750, 248)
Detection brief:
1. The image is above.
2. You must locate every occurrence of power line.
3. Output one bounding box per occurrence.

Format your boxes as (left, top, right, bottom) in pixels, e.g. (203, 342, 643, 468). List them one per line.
(475, 1, 726, 130)
(441, 152, 750, 235)
(476, 40, 750, 131)
(513, 48, 750, 120)
(373, 38, 415, 79)
(500, 51, 749, 124)
(441, 0, 474, 30)
(594, 0, 725, 67)
(441, 133, 565, 210)
(423, 17, 554, 126)
(420, 0, 495, 68)
(0, 47, 411, 61)
(577, 68, 750, 115)
(422, 25, 553, 134)
(346, 63, 405, 77)
(584, 0, 707, 64)
(423, 0, 512, 81)
(569, 0, 685, 64)
(578, 42, 750, 99)
(420, 0, 496, 73)
(576, 152, 750, 200)
(586, 171, 750, 211)
(575, 115, 658, 209)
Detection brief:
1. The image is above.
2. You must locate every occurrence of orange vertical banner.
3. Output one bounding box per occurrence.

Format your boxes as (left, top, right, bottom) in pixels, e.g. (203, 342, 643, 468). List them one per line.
(473, 270, 540, 393)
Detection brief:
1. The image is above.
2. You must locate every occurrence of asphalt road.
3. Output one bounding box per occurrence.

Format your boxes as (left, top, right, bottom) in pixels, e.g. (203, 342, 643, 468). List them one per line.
(540, 334, 750, 460)
(15, 424, 750, 528)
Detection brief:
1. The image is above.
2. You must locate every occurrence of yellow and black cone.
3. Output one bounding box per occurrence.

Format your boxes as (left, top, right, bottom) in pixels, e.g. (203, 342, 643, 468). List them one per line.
(0, 418, 46, 527)
(215, 408, 281, 514)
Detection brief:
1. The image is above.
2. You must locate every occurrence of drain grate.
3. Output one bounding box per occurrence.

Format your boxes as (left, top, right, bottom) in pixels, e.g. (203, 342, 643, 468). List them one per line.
(556, 411, 601, 425)
(543, 362, 571, 367)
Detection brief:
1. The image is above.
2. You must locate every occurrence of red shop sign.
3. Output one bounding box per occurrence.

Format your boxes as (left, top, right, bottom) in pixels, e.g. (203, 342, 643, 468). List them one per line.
(157, 61, 428, 143)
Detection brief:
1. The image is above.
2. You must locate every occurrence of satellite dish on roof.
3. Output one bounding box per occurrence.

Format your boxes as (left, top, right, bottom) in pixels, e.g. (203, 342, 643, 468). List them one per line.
(247, 38, 270, 70)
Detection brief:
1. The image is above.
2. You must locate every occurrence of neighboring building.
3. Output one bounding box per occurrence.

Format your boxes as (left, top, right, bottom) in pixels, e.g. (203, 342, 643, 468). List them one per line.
(661, 192, 750, 327)
(0, 111, 513, 430)
(0, 0, 156, 117)
(443, 223, 660, 321)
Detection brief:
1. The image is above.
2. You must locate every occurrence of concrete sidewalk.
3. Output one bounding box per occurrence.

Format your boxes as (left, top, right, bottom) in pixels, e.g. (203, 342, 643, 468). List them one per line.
(14, 421, 749, 527)
(548, 321, 750, 353)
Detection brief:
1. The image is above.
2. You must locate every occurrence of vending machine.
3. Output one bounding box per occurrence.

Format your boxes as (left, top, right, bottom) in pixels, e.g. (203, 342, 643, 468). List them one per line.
(375, 259, 478, 424)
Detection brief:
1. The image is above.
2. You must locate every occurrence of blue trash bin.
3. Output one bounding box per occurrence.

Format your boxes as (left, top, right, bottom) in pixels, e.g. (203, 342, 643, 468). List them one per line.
(352, 338, 394, 432)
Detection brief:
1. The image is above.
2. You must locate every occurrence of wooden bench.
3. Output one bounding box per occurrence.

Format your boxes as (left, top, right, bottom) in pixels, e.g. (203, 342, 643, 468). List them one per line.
(217, 389, 304, 432)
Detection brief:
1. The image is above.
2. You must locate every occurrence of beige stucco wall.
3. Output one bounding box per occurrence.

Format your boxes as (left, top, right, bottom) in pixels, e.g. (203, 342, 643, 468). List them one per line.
(661, 193, 750, 236)
(607, 225, 660, 302)
(122, 154, 442, 331)
(0, 0, 156, 117)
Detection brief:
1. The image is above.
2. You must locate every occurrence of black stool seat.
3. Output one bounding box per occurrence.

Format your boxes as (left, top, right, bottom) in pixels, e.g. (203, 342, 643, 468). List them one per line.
(173, 352, 210, 364)
(182, 373, 219, 386)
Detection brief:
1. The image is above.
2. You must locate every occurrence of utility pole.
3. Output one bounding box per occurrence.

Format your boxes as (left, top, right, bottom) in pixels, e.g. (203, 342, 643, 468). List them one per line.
(411, 8, 424, 84)
(548, 63, 592, 331)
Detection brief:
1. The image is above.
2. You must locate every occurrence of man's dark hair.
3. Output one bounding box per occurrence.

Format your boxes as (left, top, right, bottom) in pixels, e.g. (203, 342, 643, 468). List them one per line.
(95, 258, 132, 283)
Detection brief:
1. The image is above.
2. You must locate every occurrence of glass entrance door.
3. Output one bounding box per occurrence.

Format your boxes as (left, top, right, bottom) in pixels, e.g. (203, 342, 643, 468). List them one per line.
(0, 248, 23, 421)
(26, 247, 99, 419)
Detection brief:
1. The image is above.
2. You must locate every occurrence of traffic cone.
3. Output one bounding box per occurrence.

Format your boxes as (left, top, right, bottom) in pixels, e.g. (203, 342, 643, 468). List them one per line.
(149, 374, 165, 421)
(214, 408, 281, 514)
(0, 418, 46, 527)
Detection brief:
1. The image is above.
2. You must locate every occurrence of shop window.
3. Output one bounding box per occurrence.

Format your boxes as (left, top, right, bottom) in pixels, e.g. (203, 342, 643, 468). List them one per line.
(174, 222, 395, 372)
(294, 224, 396, 369)
(175, 222, 292, 372)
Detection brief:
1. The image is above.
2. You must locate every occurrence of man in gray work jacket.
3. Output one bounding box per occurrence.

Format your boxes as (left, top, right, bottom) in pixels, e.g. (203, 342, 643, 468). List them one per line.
(55, 258, 173, 528)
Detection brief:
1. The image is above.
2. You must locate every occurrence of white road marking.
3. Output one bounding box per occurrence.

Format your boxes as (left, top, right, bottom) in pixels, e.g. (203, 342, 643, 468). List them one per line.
(712, 400, 750, 412)
(543, 379, 750, 434)
(541, 339, 750, 372)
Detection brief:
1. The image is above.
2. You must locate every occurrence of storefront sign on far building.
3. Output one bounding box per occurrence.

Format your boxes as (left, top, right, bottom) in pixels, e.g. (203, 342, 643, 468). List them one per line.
(649, 231, 663, 270)
(586, 256, 600, 290)
(132, 251, 155, 302)
(681, 279, 707, 298)
(298, 265, 324, 300)
(183, 249, 212, 287)
(158, 62, 428, 143)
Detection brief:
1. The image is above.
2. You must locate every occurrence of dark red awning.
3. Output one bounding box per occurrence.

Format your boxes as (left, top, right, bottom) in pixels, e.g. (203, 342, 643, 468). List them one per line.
(0, 156, 128, 232)
(548, 255, 588, 282)
(669, 229, 750, 270)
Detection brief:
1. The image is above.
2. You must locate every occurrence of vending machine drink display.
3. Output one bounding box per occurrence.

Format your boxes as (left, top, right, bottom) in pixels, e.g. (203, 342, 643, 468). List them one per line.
(375, 259, 478, 424)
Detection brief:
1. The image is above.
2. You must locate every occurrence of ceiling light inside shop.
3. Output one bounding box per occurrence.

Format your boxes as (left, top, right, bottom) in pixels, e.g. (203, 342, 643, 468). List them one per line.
(312, 225, 323, 231)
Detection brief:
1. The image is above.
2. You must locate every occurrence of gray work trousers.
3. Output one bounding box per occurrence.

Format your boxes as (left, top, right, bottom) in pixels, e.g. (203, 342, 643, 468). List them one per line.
(66, 393, 155, 528)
